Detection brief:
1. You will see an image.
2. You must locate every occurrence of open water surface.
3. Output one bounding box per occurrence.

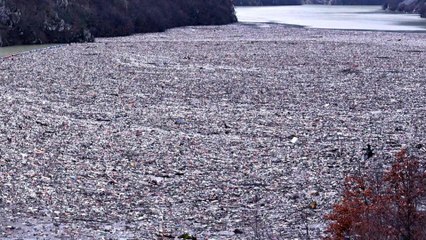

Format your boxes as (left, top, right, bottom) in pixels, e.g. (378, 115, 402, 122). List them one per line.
(236, 5, 426, 31)
(0, 44, 59, 58)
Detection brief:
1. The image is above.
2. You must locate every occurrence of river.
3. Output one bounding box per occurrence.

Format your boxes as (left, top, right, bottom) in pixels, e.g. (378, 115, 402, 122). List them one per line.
(1, 6, 425, 57)
(235, 5, 426, 31)
(0, 44, 60, 58)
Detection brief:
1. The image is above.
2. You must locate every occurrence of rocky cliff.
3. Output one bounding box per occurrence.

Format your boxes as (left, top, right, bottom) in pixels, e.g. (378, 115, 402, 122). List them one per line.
(0, 0, 236, 47)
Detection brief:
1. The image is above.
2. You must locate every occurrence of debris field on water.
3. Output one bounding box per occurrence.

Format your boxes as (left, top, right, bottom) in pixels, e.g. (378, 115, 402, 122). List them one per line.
(0, 23, 425, 238)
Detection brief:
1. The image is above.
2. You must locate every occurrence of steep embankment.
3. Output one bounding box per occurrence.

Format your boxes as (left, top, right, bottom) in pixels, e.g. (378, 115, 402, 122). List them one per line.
(0, 0, 236, 47)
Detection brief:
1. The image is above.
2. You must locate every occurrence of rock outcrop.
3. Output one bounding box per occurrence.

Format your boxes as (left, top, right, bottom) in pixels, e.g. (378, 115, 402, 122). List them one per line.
(0, 0, 236, 47)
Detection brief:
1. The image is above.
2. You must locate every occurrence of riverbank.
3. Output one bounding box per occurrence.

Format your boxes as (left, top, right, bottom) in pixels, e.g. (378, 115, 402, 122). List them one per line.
(0, 23, 425, 239)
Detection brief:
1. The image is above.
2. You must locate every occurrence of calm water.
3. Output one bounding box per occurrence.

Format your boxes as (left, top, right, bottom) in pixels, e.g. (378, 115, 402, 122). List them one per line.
(0, 44, 59, 58)
(236, 5, 426, 31)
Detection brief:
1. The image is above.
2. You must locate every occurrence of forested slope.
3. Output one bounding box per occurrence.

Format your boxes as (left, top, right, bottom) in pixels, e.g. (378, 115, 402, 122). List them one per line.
(233, 0, 302, 5)
(233, 0, 383, 5)
(383, 0, 426, 17)
(0, 0, 236, 47)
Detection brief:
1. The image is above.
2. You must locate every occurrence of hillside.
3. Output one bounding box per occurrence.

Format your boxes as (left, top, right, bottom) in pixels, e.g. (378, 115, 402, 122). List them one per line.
(233, 0, 302, 5)
(234, 0, 384, 5)
(0, 0, 236, 47)
(234, 0, 425, 17)
(383, 0, 426, 16)
(309, 0, 385, 4)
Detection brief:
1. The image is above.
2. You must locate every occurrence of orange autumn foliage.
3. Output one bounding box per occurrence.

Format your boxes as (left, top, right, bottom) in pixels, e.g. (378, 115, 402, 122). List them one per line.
(325, 149, 426, 240)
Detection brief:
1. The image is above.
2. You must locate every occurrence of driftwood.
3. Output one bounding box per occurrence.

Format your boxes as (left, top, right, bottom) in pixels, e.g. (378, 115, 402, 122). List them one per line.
(0, 23, 425, 238)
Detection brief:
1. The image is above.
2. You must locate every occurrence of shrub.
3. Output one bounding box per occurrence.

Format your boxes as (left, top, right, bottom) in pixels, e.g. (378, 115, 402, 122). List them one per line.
(325, 149, 426, 240)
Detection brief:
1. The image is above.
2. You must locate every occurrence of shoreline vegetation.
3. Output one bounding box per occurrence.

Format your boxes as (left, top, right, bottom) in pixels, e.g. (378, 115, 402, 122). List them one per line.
(2, 14, 425, 58)
(0, 23, 425, 238)
(0, 0, 236, 47)
(1, 0, 424, 47)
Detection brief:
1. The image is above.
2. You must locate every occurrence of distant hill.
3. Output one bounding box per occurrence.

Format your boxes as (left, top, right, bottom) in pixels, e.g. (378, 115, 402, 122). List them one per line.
(233, 0, 302, 5)
(383, 0, 426, 17)
(422, 4, 426, 17)
(234, 0, 384, 5)
(0, 0, 237, 47)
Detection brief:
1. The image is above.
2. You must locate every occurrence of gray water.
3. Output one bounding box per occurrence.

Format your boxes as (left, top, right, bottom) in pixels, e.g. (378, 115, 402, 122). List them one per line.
(236, 5, 426, 31)
(0, 44, 59, 58)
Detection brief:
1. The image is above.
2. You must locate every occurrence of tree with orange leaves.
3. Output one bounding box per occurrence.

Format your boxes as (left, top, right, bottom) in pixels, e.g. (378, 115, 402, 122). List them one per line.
(325, 149, 426, 240)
